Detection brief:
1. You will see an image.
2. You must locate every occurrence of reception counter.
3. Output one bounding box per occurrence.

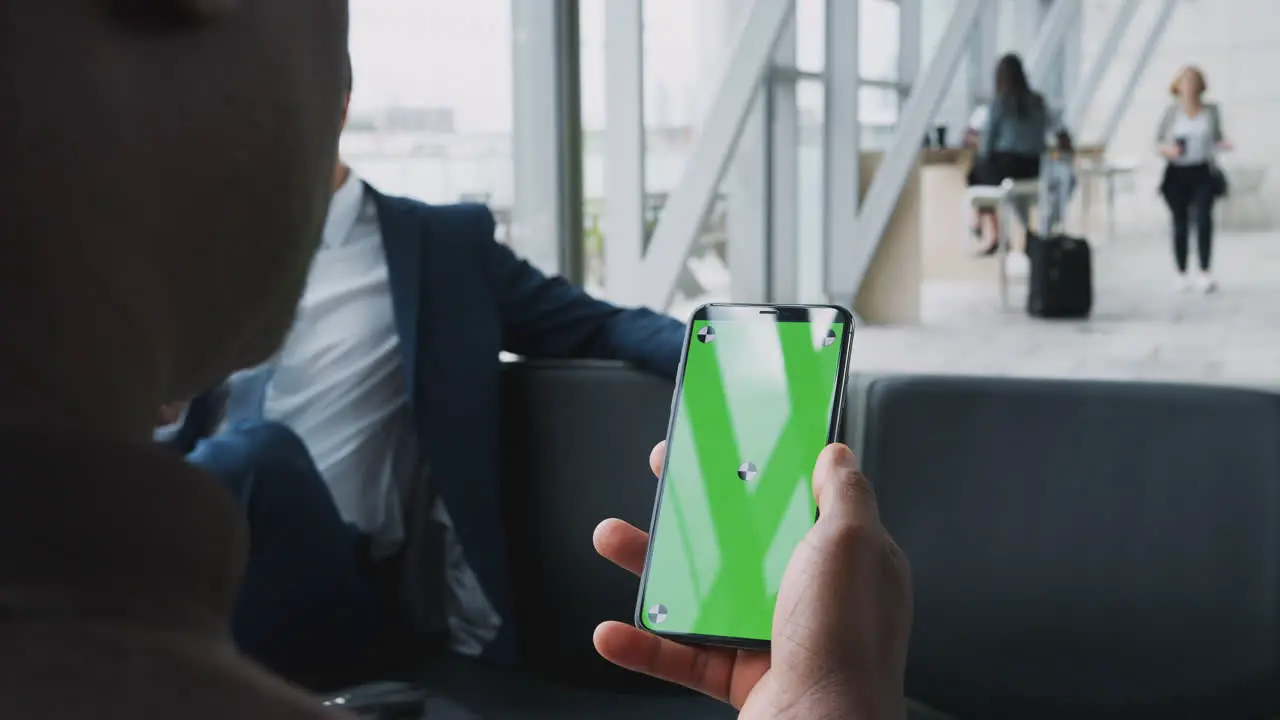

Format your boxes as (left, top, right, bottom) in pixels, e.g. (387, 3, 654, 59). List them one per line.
(852, 150, 925, 325)
(854, 147, 976, 325)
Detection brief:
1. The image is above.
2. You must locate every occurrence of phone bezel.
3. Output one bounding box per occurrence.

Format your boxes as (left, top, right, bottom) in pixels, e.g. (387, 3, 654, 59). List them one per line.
(633, 302, 857, 651)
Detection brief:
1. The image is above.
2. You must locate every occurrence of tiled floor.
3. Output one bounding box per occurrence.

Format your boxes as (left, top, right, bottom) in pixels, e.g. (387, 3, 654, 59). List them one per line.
(849, 228, 1280, 386)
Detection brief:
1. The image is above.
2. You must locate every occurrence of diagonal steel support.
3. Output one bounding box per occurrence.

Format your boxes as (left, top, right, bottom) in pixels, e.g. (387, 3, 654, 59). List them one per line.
(1063, 0, 1138, 130)
(1026, 0, 1080, 92)
(839, 0, 986, 300)
(1099, 0, 1178, 149)
(634, 0, 794, 310)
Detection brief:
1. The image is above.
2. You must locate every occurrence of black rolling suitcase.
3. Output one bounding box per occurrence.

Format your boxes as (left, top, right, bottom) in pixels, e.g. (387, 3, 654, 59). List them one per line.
(1026, 152, 1092, 319)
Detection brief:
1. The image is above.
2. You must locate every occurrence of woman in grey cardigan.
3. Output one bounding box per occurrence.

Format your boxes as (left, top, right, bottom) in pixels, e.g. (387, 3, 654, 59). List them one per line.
(1157, 66, 1232, 293)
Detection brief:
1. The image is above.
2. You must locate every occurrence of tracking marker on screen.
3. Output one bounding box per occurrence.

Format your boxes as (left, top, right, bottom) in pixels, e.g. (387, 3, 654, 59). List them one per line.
(647, 604, 668, 625)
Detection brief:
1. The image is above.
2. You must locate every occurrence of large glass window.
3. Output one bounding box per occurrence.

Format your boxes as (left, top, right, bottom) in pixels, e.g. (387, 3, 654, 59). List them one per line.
(795, 0, 900, 86)
(341, 0, 514, 240)
(859, 0, 901, 83)
(580, 0, 908, 306)
(579, 0, 735, 301)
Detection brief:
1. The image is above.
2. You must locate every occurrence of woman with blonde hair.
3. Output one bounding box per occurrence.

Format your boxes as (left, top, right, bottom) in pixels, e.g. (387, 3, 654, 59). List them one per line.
(1157, 65, 1232, 293)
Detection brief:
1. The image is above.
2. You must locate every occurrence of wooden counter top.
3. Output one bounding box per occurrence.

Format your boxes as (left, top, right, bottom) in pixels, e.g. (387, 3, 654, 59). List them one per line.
(921, 147, 974, 166)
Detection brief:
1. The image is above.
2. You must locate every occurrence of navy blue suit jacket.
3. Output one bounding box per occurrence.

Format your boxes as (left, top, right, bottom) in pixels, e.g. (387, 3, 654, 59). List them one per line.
(227, 185, 684, 663)
(373, 188, 683, 661)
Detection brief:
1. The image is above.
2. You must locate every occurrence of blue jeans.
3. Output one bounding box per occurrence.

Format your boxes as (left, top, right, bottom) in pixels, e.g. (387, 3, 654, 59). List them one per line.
(187, 421, 381, 683)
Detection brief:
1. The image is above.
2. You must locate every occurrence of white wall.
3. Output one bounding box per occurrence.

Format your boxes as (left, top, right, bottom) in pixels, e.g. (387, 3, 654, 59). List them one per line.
(1078, 0, 1280, 231)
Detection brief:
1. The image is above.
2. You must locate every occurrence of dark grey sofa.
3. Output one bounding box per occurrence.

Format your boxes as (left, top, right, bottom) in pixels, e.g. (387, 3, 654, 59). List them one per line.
(848, 373, 1280, 720)
(328, 362, 1280, 719)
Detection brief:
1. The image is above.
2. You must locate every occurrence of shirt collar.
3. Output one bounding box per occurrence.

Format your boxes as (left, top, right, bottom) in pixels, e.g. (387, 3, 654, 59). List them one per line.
(322, 167, 366, 248)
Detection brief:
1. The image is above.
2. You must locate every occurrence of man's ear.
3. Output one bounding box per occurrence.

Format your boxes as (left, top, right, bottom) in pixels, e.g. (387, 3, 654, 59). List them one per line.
(111, 0, 238, 27)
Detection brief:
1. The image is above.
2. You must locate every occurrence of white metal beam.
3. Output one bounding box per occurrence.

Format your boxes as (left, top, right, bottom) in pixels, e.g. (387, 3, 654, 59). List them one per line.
(1063, 0, 1138, 130)
(822, 0, 859, 298)
(972, 0, 998, 101)
(603, 0, 647, 299)
(768, 22, 800, 303)
(727, 65, 774, 301)
(510, 0, 584, 281)
(1026, 0, 1080, 93)
(1099, 0, 1177, 149)
(1058, 4, 1082, 108)
(841, 0, 986, 299)
(511, 0, 567, 276)
(726, 109, 770, 302)
(1011, 2, 1042, 57)
(635, 0, 794, 310)
(728, 16, 799, 305)
(898, 0, 921, 97)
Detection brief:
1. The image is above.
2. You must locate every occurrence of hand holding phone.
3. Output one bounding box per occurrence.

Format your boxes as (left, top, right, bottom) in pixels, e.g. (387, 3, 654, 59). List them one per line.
(592, 442, 912, 717)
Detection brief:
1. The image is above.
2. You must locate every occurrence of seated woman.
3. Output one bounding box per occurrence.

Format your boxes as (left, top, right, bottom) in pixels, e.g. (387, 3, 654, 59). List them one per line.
(968, 53, 1049, 255)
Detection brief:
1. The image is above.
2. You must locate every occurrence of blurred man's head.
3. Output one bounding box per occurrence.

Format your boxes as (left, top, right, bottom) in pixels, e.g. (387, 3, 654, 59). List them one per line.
(0, 1, 349, 439)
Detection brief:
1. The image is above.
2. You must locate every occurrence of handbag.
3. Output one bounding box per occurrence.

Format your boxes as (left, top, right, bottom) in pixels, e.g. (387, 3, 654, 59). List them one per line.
(1210, 163, 1229, 198)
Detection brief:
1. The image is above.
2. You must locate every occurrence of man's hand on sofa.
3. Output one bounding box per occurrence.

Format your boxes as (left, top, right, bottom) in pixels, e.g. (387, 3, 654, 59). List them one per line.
(592, 442, 913, 720)
(157, 402, 187, 428)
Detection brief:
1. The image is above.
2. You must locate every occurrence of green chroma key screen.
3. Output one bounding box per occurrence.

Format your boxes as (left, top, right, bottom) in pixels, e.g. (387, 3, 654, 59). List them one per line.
(638, 306, 850, 644)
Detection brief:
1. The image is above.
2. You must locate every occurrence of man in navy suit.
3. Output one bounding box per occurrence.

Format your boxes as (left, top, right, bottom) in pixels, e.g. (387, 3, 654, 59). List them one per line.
(187, 66, 684, 683)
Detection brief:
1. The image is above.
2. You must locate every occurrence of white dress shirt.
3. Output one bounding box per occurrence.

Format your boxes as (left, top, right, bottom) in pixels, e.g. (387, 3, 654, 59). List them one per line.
(1170, 109, 1214, 166)
(259, 170, 501, 656)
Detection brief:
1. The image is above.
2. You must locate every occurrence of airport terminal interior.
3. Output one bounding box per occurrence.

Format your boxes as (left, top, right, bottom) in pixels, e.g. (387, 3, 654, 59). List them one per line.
(227, 0, 1280, 716)
(347, 0, 1280, 385)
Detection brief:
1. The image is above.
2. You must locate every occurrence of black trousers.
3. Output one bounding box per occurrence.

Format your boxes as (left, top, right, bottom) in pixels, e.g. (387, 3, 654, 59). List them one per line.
(187, 421, 383, 686)
(1162, 163, 1216, 273)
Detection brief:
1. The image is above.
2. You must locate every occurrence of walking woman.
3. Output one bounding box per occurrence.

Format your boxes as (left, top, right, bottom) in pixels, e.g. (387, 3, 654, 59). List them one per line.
(968, 53, 1049, 255)
(1157, 65, 1232, 293)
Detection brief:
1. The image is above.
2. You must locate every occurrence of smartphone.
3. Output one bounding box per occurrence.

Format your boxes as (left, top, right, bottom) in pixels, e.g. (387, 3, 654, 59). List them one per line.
(634, 303, 855, 649)
(1175, 137, 1187, 156)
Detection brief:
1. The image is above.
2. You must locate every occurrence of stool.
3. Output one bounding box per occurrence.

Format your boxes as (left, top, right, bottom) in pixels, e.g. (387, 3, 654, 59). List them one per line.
(965, 180, 1038, 237)
(966, 179, 1039, 310)
(997, 178, 1040, 310)
(964, 185, 1005, 245)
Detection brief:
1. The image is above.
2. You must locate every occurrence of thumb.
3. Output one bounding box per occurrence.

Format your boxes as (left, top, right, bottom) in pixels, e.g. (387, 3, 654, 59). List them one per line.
(812, 443, 880, 528)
